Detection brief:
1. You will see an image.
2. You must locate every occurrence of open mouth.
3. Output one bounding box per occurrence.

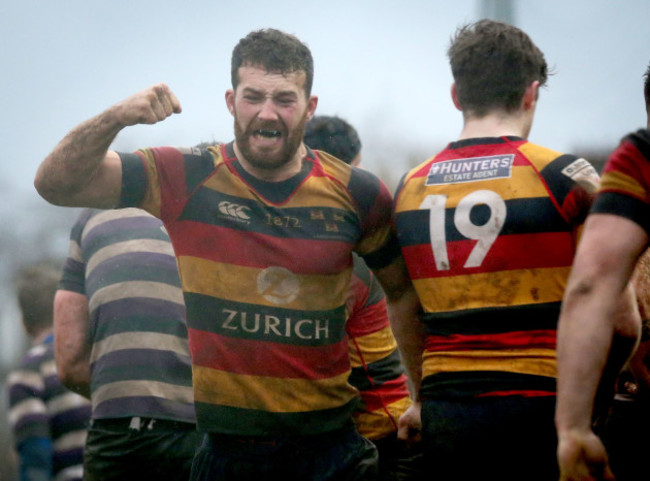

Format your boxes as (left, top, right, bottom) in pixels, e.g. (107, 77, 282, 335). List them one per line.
(255, 129, 282, 138)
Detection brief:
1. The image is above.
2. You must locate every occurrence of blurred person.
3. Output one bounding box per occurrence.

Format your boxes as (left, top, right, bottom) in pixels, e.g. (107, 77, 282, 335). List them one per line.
(33, 28, 413, 481)
(305, 114, 423, 480)
(7, 260, 91, 481)
(555, 63, 650, 481)
(391, 19, 600, 481)
(54, 207, 200, 481)
(304, 115, 362, 167)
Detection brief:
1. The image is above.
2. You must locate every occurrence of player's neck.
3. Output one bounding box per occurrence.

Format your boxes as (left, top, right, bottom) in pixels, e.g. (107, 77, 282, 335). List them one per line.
(233, 142, 306, 182)
(458, 110, 532, 141)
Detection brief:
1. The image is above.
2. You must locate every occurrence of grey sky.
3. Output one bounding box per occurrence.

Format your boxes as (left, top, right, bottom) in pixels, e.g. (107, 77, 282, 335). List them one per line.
(2, 0, 649, 198)
(0, 0, 648, 362)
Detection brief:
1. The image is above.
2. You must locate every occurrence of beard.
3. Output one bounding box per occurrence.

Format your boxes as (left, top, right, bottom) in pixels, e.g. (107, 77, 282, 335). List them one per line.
(234, 111, 308, 172)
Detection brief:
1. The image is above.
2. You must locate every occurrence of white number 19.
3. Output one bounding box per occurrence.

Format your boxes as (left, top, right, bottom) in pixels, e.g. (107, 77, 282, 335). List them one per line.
(419, 190, 506, 270)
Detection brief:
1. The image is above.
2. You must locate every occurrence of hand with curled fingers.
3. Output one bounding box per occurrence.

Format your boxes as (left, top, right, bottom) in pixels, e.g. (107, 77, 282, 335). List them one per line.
(397, 401, 422, 448)
(111, 83, 182, 127)
(557, 429, 616, 481)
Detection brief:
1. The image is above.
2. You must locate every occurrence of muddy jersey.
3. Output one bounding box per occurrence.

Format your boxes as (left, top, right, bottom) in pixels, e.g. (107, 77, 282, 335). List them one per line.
(591, 129, 650, 235)
(118, 142, 398, 436)
(394, 136, 598, 399)
(347, 254, 411, 441)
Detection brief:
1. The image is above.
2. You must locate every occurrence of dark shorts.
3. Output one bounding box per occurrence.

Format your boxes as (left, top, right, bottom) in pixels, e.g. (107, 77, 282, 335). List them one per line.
(190, 426, 378, 481)
(372, 433, 425, 481)
(421, 396, 558, 481)
(83, 417, 201, 481)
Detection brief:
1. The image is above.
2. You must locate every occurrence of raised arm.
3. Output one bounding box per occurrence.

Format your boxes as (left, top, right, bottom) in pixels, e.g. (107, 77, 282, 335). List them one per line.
(34, 83, 181, 208)
(53, 289, 92, 398)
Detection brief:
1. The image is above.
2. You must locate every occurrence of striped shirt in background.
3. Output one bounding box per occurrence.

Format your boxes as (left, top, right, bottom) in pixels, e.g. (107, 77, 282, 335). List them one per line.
(8, 334, 91, 481)
(58, 208, 195, 423)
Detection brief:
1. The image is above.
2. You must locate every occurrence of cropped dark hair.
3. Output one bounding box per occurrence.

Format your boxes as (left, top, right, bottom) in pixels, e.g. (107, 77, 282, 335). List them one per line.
(14, 259, 62, 337)
(448, 19, 548, 116)
(231, 28, 314, 96)
(304, 115, 361, 164)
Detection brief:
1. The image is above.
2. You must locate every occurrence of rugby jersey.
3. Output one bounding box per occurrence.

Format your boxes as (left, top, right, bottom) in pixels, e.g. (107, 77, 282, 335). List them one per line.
(394, 136, 599, 399)
(591, 128, 650, 235)
(118, 142, 398, 436)
(59, 208, 195, 423)
(8, 334, 90, 481)
(347, 254, 412, 441)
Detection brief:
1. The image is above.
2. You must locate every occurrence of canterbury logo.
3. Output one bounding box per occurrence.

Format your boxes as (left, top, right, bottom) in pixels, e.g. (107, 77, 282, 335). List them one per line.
(218, 201, 251, 220)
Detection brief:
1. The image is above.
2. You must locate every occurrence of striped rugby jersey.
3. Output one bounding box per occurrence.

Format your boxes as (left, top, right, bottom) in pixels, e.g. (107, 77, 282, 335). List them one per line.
(394, 136, 599, 399)
(59, 208, 195, 423)
(591, 128, 650, 234)
(347, 254, 412, 441)
(7, 334, 91, 481)
(118, 142, 398, 436)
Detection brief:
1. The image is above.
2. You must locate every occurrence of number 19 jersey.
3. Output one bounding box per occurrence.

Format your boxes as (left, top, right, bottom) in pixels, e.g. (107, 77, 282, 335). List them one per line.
(394, 136, 599, 399)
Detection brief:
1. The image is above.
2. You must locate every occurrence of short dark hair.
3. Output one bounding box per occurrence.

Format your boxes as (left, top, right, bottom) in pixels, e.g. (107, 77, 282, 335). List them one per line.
(448, 19, 548, 117)
(304, 115, 361, 164)
(231, 28, 314, 96)
(14, 259, 62, 337)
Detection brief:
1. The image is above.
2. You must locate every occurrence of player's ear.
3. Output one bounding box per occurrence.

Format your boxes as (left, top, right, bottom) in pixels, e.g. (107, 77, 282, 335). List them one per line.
(451, 84, 462, 111)
(225, 89, 235, 116)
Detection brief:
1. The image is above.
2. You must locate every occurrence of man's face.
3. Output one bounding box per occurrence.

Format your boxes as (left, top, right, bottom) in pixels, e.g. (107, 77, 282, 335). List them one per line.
(226, 65, 318, 171)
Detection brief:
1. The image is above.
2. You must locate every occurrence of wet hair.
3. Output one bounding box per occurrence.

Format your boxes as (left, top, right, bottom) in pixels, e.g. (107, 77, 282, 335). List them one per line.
(14, 259, 62, 337)
(304, 115, 361, 164)
(231, 28, 314, 96)
(448, 19, 548, 117)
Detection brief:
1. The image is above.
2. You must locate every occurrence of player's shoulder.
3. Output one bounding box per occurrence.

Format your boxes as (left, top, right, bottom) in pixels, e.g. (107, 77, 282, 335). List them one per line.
(521, 141, 600, 193)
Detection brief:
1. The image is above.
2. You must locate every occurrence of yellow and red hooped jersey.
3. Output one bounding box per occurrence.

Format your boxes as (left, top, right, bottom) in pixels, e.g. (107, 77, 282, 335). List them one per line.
(394, 136, 599, 399)
(592, 128, 650, 235)
(118, 142, 399, 436)
(346, 254, 411, 441)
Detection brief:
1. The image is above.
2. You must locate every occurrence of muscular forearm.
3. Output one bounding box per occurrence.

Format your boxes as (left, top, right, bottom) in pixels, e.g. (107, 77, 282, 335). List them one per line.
(556, 290, 616, 433)
(34, 83, 181, 208)
(54, 290, 92, 398)
(373, 257, 425, 397)
(34, 108, 123, 207)
(387, 291, 425, 398)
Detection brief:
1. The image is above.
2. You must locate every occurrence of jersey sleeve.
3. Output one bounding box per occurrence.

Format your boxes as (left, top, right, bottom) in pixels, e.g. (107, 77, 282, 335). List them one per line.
(347, 168, 401, 270)
(536, 152, 600, 234)
(58, 209, 95, 294)
(591, 129, 650, 235)
(118, 146, 218, 223)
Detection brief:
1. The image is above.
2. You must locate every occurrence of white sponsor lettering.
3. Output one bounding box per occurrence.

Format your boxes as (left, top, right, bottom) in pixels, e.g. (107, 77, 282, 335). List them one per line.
(561, 158, 600, 193)
(221, 309, 330, 340)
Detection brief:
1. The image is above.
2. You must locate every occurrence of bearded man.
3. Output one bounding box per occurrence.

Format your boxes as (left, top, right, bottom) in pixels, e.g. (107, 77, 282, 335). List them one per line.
(34, 28, 416, 481)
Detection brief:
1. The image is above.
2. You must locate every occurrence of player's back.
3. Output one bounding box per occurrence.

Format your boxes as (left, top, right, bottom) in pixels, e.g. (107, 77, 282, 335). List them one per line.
(394, 135, 598, 398)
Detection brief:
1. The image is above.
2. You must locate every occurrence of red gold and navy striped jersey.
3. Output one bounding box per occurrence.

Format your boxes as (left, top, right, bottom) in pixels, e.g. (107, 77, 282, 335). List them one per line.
(347, 254, 412, 441)
(118, 142, 398, 436)
(394, 136, 599, 400)
(591, 129, 650, 235)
